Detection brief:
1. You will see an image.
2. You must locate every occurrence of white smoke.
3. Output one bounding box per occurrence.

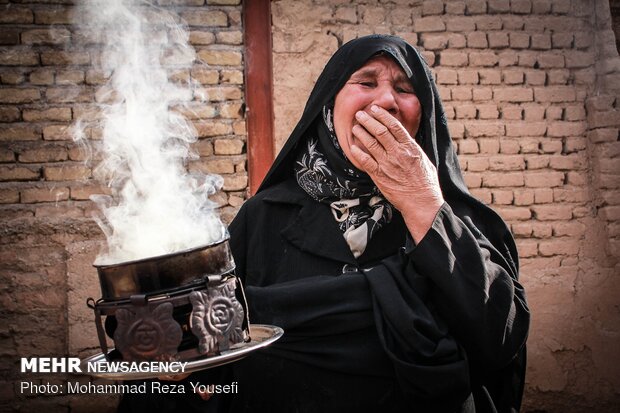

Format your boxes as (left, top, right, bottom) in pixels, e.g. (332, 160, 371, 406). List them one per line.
(74, 0, 226, 264)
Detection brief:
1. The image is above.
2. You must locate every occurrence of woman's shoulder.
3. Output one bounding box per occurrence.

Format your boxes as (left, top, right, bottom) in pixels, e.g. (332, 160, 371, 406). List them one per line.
(230, 178, 307, 231)
(240, 178, 307, 211)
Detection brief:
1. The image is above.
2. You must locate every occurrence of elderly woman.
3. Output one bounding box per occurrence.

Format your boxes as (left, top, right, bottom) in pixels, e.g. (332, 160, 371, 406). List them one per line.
(223, 35, 529, 413)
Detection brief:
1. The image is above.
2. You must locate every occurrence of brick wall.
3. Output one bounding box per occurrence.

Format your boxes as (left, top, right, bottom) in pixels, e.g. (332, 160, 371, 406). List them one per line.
(0, 0, 244, 411)
(271, 0, 620, 412)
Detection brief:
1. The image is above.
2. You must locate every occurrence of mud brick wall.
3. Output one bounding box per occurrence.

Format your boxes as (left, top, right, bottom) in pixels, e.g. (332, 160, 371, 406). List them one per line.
(0, 0, 244, 411)
(271, 0, 620, 412)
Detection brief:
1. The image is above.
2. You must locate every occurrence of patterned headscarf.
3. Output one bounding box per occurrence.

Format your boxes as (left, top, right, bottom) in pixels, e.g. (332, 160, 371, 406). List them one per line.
(294, 104, 392, 258)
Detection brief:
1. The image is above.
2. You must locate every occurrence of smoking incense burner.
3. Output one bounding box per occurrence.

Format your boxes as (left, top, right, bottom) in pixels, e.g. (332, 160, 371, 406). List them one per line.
(87, 238, 252, 364)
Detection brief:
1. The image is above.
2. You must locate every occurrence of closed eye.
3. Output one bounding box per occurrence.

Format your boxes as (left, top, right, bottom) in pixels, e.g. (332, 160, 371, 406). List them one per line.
(359, 81, 376, 87)
(396, 86, 415, 94)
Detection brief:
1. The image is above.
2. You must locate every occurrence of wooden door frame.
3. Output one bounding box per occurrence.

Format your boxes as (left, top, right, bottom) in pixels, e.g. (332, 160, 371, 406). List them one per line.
(243, 0, 275, 195)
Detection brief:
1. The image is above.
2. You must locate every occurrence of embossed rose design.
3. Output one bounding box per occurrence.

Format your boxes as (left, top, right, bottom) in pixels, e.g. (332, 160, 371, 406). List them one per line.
(208, 298, 237, 334)
(190, 278, 244, 355)
(114, 302, 182, 361)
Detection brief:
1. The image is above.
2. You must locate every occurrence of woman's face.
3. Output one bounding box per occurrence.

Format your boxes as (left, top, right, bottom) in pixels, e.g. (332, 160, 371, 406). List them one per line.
(333, 55, 422, 171)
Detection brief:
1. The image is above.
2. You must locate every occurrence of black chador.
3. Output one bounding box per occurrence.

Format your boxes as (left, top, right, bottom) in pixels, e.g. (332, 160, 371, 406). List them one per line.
(226, 35, 529, 413)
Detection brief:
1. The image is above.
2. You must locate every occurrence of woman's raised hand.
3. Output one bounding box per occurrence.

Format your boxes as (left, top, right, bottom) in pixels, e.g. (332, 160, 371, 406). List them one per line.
(349, 105, 444, 242)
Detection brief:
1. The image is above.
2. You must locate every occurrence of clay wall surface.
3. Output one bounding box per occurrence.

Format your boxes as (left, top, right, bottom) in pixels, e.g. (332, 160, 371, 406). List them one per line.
(0, 0, 244, 411)
(271, 0, 620, 412)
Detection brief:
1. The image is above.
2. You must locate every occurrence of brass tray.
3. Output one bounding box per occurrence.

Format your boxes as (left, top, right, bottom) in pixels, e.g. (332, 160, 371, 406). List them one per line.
(80, 324, 283, 380)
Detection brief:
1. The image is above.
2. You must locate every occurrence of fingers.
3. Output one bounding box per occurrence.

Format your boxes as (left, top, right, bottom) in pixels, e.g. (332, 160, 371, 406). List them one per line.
(355, 105, 413, 147)
(195, 387, 213, 401)
(355, 110, 396, 151)
(352, 123, 385, 162)
(369, 105, 412, 145)
(368, 105, 428, 158)
(350, 144, 378, 174)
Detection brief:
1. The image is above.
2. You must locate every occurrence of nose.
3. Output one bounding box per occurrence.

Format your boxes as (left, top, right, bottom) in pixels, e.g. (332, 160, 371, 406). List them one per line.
(372, 85, 398, 115)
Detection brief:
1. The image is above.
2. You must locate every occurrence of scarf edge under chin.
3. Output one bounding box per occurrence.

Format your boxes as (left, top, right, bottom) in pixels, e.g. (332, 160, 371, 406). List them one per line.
(294, 106, 393, 258)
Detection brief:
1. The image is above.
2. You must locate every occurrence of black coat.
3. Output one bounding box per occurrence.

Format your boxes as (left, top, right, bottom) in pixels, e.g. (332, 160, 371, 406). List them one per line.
(224, 178, 528, 413)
